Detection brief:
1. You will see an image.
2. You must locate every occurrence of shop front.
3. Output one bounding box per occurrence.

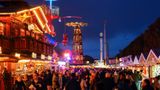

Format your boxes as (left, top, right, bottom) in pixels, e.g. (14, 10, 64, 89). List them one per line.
(15, 59, 53, 75)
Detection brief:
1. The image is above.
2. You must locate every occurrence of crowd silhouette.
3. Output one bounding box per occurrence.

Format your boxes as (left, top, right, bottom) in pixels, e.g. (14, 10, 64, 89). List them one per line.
(0, 67, 160, 90)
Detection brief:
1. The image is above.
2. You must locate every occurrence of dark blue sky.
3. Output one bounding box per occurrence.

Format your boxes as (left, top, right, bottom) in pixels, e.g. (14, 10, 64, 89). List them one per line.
(27, 0, 160, 58)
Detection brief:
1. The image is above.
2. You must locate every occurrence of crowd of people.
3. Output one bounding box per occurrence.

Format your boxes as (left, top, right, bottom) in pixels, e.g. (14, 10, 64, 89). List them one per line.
(1, 67, 160, 90)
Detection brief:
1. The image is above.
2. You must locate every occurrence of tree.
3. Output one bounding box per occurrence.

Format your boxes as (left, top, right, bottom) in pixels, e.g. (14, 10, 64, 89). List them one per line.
(117, 18, 160, 57)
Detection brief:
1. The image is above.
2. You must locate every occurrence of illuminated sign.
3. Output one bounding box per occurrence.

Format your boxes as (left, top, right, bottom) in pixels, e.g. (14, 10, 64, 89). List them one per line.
(15, 53, 20, 58)
(32, 52, 37, 58)
(41, 54, 45, 59)
(48, 56, 52, 60)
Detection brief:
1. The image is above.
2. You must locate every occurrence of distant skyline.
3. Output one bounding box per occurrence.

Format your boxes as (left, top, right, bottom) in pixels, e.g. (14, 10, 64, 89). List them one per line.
(27, 0, 160, 58)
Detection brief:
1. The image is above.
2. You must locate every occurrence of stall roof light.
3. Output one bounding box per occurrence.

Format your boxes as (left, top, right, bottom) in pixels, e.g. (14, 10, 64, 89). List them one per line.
(0, 12, 15, 15)
(18, 59, 51, 63)
(18, 59, 30, 63)
(30, 6, 41, 11)
(33, 10, 45, 29)
(39, 7, 48, 23)
(17, 9, 29, 14)
(0, 6, 52, 34)
(0, 6, 40, 15)
(17, 6, 41, 14)
(46, 24, 51, 32)
(0, 57, 9, 60)
(34, 24, 43, 33)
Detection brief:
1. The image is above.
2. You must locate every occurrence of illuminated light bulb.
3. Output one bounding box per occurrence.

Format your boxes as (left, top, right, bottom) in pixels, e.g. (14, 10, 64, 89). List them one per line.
(15, 53, 20, 58)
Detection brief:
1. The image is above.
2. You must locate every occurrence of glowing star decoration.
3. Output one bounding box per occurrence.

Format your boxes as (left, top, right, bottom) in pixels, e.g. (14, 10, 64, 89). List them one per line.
(32, 52, 37, 59)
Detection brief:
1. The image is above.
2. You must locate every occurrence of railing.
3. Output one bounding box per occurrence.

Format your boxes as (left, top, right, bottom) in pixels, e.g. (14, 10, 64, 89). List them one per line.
(12, 36, 53, 56)
(0, 35, 10, 54)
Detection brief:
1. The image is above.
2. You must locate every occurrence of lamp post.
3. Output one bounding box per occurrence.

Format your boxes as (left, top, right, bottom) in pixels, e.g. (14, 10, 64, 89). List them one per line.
(99, 32, 103, 63)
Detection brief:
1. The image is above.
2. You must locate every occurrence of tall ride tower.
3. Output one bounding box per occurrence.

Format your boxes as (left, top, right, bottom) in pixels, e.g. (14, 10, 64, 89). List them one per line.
(66, 22, 87, 64)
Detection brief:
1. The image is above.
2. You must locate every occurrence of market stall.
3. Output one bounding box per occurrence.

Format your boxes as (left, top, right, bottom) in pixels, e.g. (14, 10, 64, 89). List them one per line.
(15, 59, 52, 75)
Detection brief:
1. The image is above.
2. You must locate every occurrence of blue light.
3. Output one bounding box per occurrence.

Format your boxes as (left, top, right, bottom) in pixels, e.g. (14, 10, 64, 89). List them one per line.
(45, 33, 56, 45)
(67, 57, 71, 60)
(46, 0, 57, 9)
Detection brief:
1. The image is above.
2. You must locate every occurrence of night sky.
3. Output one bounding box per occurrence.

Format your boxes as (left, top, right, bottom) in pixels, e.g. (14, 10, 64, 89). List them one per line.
(27, 0, 160, 59)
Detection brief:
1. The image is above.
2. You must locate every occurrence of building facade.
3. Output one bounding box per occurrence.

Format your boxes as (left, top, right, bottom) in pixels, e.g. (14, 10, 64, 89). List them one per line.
(0, 6, 56, 72)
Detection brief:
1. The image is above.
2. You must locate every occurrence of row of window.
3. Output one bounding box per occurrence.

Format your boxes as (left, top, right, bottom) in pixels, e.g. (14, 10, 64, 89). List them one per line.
(73, 35, 82, 42)
(13, 28, 44, 40)
(74, 29, 82, 34)
(73, 45, 82, 50)
(0, 22, 5, 35)
(0, 22, 50, 43)
(14, 38, 53, 55)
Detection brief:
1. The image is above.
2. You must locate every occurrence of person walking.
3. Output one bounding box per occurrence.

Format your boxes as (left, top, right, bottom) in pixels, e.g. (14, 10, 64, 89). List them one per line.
(0, 71, 5, 90)
(13, 75, 26, 90)
(65, 73, 81, 90)
(141, 79, 154, 90)
(153, 76, 160, 90)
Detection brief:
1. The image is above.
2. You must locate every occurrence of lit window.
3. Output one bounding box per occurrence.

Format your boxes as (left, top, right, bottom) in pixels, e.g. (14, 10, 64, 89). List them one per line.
(14, 29, 19, 37)
(26, 31, 30, 36)
(0, 22, 4, 35)
(31, 32, 35, 38)
(36, 34, 39, 40)
(20, 29, 25, 36)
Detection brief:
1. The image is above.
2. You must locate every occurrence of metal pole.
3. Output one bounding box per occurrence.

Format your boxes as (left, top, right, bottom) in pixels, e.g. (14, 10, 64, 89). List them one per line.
(104, 22, 107, 65)
(100, 32, 103, 62)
